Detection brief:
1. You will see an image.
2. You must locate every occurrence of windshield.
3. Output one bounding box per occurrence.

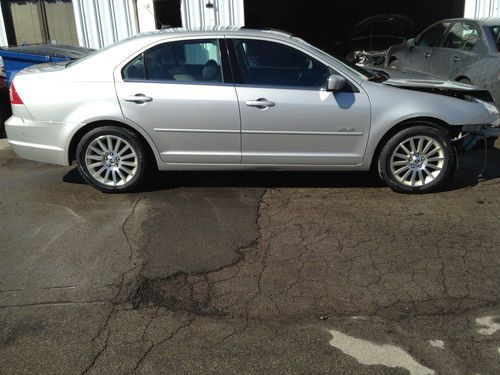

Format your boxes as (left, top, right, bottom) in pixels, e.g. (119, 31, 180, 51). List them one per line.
(292, 36, 375, 80)
(489, 26, 500, 52)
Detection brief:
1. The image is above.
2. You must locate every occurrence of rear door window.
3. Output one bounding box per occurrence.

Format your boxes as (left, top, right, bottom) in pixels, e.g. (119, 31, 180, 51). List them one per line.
(417, 22, 450, 47)
(122, 39, 223, 83)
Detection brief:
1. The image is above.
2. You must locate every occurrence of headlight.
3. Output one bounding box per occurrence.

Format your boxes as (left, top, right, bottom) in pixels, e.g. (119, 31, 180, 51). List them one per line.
(473, 98, 500, 126)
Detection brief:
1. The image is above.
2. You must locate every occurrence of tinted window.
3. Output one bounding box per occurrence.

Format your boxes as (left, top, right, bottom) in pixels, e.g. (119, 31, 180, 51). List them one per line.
(417, 23, 450, 47)
(443, 23, 479, 50)
(122, 39, 223, 83)
(233, 39, 331, 87)
(489, 26, 500, 51)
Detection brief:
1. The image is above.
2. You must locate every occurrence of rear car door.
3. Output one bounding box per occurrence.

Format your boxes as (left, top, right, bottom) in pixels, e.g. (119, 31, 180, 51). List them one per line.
(228, 37, 371, 166)
(407, 22, 450, 74)
(428, 22, 481, 81)
(115, 38, 241, 164)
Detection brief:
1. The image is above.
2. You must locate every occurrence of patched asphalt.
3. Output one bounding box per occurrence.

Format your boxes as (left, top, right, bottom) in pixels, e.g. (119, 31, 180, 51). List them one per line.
(1, 137, 499, 374)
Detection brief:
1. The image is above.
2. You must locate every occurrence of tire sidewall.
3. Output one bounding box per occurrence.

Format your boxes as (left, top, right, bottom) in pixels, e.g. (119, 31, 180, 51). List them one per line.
(379, 125, 454, 193)
(76, 126, 146, 193)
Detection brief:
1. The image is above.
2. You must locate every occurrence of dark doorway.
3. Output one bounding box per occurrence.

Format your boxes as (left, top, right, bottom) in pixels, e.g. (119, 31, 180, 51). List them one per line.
(154, 0, 182, 29)
(245, 0, 465, 57)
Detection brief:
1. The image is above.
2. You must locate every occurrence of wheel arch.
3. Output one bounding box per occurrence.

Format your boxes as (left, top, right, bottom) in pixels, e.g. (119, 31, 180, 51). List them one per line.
(68, 120, 159, 168)
(369, 117, 457, 171)
(455, 75, 472, 84)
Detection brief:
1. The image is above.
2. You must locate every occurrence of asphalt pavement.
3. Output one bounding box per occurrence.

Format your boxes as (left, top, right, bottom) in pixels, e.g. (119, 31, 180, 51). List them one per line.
(0, 137, 499, 375)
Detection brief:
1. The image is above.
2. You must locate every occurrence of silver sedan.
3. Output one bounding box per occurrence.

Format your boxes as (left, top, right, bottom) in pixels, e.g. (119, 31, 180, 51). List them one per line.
(5, 28, 499, 193)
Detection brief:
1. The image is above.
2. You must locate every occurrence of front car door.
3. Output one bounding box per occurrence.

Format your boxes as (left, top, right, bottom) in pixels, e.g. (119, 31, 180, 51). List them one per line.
(407, 22, 451, 74)
(115, 38, 241, 164)
(428, 21, 482, 81)
(227, 37, 371, 166)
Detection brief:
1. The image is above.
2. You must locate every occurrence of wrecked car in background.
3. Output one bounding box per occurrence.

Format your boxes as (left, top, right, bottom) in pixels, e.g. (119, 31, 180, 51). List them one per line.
(347, 14, 414, 66)
(386, 18, 500, 108)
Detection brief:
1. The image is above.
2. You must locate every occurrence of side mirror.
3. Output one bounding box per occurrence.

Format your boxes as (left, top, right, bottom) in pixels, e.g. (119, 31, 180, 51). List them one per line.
(326, 74, 347, 92)
(406, 38, 416, 48)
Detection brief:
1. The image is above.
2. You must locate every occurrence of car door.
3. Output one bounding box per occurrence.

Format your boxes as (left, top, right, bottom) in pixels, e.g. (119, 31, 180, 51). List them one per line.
(115, 38, 241, 164)
(406, 22, 450, 74)
(428, 22, 481, 81)
(228, 38, 371, 165)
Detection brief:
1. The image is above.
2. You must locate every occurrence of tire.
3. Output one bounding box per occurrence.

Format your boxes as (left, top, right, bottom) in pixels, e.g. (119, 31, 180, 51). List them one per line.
(388, 58, 400, 70)
(76, 126, 148, 193)
(378, 125, 455, 194)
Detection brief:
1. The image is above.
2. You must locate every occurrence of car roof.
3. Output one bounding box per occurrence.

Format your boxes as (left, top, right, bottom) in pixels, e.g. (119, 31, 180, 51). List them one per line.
(437, 17, 500, 26)
(131, 26, 294, 43)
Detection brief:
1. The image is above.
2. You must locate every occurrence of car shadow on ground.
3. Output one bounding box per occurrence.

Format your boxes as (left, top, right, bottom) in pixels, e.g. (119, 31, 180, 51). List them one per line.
(62, 146, 500, 193)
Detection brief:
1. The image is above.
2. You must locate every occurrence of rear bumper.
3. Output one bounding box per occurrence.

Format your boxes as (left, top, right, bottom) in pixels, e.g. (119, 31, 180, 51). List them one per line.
(5, 115, 69, 166)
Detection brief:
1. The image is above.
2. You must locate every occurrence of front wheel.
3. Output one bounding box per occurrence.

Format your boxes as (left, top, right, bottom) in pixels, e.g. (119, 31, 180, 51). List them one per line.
(76, 126, 148, 193)
(378, 125, 455, 193)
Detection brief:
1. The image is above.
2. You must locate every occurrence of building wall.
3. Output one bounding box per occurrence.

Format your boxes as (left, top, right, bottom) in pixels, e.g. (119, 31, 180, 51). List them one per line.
(72, 0, 139, 49)
(181, 0, 244, 29)
(465, 0, 500, 17)
(0, 6, 6, 46)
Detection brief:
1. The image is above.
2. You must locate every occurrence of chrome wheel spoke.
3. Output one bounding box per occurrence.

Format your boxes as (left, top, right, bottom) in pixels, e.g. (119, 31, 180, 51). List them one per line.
(93, 166, 106, 177)
(88, 161, 104, 169)
(120, 161, 136, 167)
(96, 138, 108, 153)
(417, 138, 424, 153)
(89, 146, 104, 156)
(400, 144, 411, 155)
(394, 152, 409, 159)
(104, 169, 111, 183)
(114, 139, 122, 153)
(87, 155, 103, 161)
(392, 160, 408, 167)
(106, 136, 113, 153)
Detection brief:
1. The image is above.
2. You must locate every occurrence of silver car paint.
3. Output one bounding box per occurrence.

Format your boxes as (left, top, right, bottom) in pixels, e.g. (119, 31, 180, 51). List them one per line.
(4, 28, 495, 172)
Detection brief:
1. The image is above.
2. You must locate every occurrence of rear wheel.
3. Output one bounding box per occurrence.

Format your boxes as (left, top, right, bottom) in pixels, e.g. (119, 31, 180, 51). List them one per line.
(378, 125, 455, 193)
(76, 126, 147, 193)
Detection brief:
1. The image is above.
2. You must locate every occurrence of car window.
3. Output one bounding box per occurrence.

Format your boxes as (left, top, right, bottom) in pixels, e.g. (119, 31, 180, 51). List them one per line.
(443, 22, 479, 50)
(488, 26, 500, 51)
(417, 22, 450, 47)
(122, 39, 223, 83)
(232, 39, 331, 88)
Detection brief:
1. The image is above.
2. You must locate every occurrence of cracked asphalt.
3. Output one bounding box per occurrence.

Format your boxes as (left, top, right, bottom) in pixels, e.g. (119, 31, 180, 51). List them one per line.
(1, 137, 500, 374)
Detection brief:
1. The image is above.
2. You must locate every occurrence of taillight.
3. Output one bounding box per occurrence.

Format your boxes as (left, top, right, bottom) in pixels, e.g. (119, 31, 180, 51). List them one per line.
(10, 82, 23, 105)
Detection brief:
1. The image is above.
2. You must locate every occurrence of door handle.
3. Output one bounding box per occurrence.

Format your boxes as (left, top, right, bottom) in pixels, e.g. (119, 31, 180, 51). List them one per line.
(123, 94, 153, 103)
(452, 56, 463, 63)
(246, 99, 276, 109)
(424, 53, 432, 58)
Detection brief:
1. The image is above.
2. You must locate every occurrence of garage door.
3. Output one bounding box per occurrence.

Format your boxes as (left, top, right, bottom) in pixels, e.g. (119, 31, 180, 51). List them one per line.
(4, 0, 78, 46)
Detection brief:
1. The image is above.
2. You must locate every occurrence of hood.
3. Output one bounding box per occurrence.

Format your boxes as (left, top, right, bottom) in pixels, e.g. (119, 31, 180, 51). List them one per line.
(383, 78, 494, 103)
